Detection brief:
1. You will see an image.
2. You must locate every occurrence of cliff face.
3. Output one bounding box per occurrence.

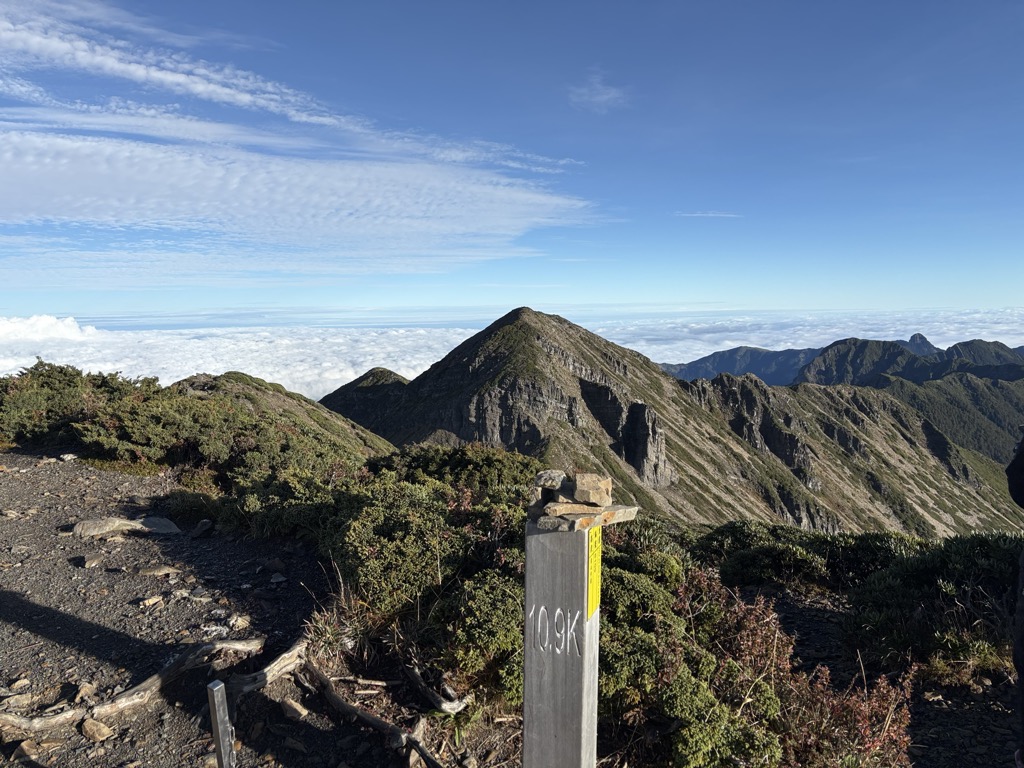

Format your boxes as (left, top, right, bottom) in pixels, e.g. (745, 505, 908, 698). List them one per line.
(322, 308, 676, 490)
(323, 308, 1024, 535)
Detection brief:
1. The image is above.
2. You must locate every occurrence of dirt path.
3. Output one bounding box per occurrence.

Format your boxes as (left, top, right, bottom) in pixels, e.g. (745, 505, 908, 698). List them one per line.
(0, 449, 408, 768)
(772, 589, 1021, 768)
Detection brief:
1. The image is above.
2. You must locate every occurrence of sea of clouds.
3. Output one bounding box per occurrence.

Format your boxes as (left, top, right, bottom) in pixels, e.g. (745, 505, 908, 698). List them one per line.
(2, 309, 1023, 401)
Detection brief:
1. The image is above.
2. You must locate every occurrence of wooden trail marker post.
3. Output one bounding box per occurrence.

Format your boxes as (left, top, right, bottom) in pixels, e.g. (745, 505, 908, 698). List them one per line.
(207, 679, 236, 768)
(523, 471, 637, 768)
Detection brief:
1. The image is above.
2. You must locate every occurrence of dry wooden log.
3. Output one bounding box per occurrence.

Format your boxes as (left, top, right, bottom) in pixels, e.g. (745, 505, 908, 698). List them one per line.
(0, 707, 87, 733)
(92, 637, 264, 719)
(0, 638, 265, 734)
(405, 663, 469, 715)
(226, 638, 307, 697)
(305, 661, 448, 768)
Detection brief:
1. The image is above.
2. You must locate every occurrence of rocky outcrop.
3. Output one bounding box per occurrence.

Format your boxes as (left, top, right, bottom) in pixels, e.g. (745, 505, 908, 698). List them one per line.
(707, 374, 819, 490)
(1008, 432, 1024, 508)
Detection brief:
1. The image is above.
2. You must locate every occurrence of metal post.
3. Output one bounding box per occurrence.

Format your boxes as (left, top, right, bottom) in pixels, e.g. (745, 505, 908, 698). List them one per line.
(207, 679, 235, 768)
(522, 472, 636, 768)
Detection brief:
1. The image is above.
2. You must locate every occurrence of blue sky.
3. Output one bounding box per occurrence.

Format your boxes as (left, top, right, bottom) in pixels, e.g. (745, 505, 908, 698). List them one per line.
(2, 0, 1022, 327)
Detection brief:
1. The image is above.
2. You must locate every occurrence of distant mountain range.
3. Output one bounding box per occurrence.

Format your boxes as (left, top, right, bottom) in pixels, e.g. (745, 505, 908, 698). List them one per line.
(322, 308, 1024, 536)
(663, 335, 1024, 463)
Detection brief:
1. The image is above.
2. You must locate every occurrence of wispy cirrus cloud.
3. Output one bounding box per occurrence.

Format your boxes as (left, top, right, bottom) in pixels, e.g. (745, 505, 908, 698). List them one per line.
(0, 0, 589, 291)
(568, 72, 628, 114)
(674, 211, 742, 218)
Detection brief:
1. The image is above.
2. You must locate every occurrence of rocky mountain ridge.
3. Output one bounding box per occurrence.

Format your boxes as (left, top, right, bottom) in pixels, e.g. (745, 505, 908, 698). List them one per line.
(322, 308, 1024, 536)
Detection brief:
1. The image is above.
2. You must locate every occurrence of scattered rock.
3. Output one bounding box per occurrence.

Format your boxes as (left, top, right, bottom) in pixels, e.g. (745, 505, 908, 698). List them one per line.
(11, 678, 30, 691)
(12, 739, 39, 760)
(81, 717, 114, 742)
(84, 556, 103, 568)
(2, 692, 35, 710)
(190, 519, 214, 538)
(264, 557, 287, 572)
(137, 565, 181, 577)
(281, 698, 308, 721)
(73, 517, 145, 538)
(74, 681, 98, 703)
(140, 516, 181, 534)
(140, 595, 164, 608)
(59, 453, 78, 462)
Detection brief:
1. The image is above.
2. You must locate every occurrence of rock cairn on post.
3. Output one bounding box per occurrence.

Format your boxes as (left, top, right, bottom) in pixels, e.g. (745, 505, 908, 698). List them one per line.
(527, 470, 638, 532)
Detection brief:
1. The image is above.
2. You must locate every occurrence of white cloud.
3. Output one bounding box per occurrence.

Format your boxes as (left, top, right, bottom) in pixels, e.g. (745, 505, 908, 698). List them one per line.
(0, 1, 590, 289)
(0, 316, 477, 400)
(0, 129, 588, 287)
(568, 72, 628, 114)
(591, 308, 1024, 364)
(3, 309, 1022, 401)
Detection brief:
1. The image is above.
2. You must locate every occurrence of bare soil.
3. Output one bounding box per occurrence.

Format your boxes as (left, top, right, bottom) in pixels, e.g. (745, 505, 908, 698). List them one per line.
(0, 449, 447, 768)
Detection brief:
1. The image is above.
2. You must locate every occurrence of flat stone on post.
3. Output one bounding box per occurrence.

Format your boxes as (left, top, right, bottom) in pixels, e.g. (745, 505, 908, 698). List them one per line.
(573, 474, 613, 507)
(534, 469, 567, 489)
(534, 505, 637, 532)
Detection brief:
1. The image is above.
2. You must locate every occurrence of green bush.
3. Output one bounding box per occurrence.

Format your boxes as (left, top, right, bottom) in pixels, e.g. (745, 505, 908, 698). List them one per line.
(719, 542, 829, 588)
(0, 360, 157, 444)
(368, 442, 541, 507)
(328, 475, 472, 617)
(444, 570, 525, 704)
(847, 532, 1022, 679)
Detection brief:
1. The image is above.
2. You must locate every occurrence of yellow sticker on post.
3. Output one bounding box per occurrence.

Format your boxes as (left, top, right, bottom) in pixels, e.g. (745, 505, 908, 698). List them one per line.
(587, 526, 602, 619)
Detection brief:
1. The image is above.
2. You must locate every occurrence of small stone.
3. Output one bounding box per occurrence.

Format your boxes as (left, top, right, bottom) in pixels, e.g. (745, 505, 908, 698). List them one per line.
(228, 613, 252, 630)
(190, 519, 214, 538)
(74, 682, 98, 703)
(202, 758, 218, 768)
(281, 698, 308, 721)
(73, 518, 145, 538)
(59, 453, 78, 462)
(12, 740, 39, 759)
(3, 692, 34, 709)
(533, 469, 566, 488)
(284, 737, 308, 753)
(573, 473, 613, 506)
(82, 718, 114, 742)
(542, 501, 606, 516)
(270, 572, 287, 584)
(10, 678, 30, 691)
(264, 557, 287, 572)
(140, 516, 181, 534)
(84, 556, 103, 568)
(140, 595, 164, 608)
(137, 565, 181, 577)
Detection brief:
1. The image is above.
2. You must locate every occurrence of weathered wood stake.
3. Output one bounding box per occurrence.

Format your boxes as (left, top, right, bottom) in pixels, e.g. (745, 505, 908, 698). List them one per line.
(523, 471, 636, 768)
(207, 679, 235, 768)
